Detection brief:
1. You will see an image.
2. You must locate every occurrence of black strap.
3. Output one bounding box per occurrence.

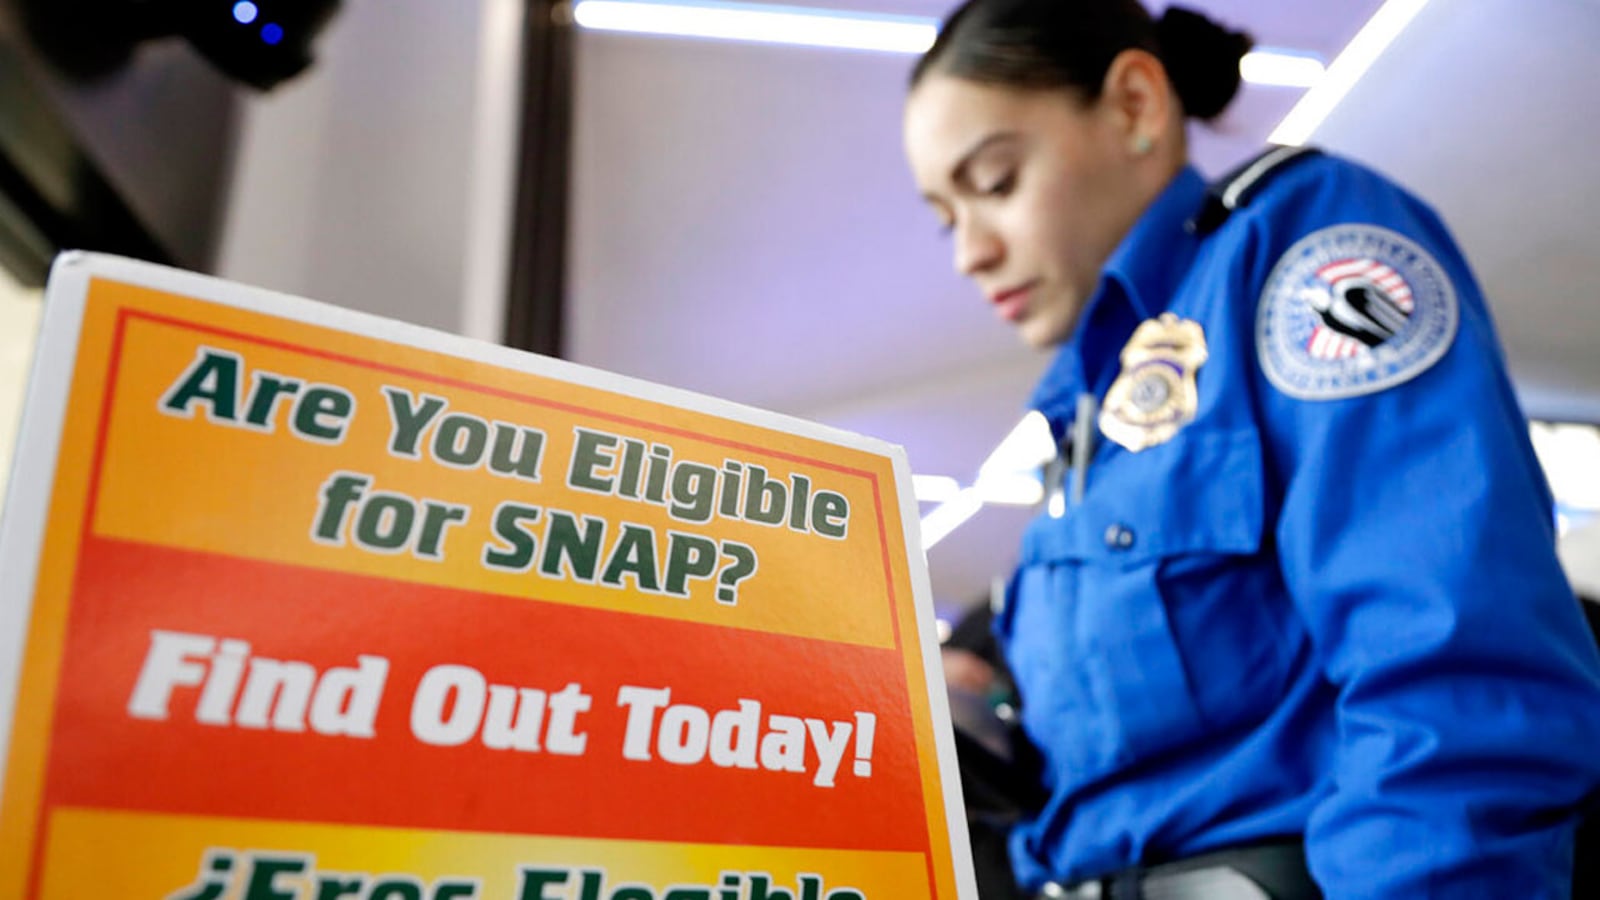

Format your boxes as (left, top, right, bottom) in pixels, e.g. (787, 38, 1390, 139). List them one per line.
(1188, 145, 1322, 235)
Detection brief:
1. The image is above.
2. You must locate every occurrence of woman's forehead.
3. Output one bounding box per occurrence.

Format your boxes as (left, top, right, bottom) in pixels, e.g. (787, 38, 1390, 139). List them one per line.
(905, 77, 1075, 172)
(908, 76, 1021, 131)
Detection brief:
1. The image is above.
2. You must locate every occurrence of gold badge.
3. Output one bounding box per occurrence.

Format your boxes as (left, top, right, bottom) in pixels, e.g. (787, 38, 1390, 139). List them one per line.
(1098, 313, 1208, 452)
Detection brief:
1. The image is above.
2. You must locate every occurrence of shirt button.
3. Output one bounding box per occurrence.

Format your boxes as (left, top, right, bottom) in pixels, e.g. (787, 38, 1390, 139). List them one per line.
(1104, 524, 1136, 551)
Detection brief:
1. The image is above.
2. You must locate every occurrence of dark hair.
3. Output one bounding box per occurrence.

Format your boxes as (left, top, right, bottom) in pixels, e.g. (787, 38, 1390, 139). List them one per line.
(911, 0, 1253, 122)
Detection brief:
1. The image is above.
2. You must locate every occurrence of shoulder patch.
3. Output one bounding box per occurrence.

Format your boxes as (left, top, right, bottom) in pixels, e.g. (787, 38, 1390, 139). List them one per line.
(1256, 224, 1457, 400)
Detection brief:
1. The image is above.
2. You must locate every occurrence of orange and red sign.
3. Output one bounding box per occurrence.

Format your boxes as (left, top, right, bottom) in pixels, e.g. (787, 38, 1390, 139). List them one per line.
(0, 254, 973, 899)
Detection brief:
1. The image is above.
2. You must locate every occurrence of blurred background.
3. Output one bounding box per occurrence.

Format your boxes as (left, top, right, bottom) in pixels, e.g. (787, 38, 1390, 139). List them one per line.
(1, 0, 1597, 624)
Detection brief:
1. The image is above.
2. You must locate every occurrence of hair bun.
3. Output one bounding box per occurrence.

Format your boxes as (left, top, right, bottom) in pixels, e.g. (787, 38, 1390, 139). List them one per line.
(1156, 6, 1253, 121)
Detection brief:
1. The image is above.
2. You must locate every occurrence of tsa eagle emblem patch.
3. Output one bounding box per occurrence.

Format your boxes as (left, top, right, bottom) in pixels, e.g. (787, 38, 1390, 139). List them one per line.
(1256, 224, 1458, 400)
(1099, 313, 1207, 452)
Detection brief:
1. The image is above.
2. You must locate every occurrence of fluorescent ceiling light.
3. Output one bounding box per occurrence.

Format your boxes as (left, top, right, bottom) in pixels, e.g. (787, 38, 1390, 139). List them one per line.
(1269, 0, 1433, 146)
(913, 474, 962, 503)
(974, 471, 1044, 507)
(920, 412, 1055, 549)
(978, 411, 1056, 478)
(1240, 49, 1325, 88)
(574, 0, 1329, 86)
(920, 488, 983, 550)
(1530, 422, 1600, 510)
(572, 0, 937, 54)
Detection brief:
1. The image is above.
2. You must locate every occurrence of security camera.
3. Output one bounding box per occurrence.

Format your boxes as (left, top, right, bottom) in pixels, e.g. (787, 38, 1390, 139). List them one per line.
(18, 0, 343, 90)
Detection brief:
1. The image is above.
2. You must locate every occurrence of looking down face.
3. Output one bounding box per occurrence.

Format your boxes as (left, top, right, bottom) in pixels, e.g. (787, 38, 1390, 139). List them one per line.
(904, 74, 1144, 350)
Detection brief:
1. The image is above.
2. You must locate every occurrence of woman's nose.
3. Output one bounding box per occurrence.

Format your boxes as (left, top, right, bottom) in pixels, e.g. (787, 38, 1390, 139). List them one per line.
(954, 219, 1002, 277)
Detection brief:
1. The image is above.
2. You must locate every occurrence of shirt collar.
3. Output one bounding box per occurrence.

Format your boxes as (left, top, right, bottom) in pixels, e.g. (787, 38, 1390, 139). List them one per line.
(1029, 166, 1208, 431)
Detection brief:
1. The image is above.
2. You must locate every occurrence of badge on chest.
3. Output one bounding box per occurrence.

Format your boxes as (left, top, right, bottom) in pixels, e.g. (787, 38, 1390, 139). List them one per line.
(1099, 313, 1208, 452)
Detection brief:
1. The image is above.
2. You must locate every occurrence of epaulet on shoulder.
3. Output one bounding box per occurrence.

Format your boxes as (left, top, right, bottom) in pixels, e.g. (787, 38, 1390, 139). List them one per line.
(1187, 144, 1323, 236)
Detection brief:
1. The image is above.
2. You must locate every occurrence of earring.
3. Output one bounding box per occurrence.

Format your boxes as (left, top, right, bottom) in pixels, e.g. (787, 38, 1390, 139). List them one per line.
(1132, 135, 1153, 156)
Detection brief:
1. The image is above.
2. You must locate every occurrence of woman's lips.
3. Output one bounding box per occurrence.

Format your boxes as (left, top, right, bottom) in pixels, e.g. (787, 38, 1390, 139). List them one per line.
(989, 283, 1034, 323)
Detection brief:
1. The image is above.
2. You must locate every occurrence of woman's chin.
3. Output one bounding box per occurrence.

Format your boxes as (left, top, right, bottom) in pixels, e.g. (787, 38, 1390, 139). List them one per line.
(1016, 312, 1075, 351)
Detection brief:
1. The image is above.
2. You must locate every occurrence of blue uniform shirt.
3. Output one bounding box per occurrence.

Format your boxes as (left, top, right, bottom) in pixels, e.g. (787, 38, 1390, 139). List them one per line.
(995, 152, 1600, 897)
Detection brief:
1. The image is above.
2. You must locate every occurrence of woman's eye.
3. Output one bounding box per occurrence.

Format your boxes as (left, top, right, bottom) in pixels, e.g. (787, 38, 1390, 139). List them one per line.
(980, 172, 1016, 196)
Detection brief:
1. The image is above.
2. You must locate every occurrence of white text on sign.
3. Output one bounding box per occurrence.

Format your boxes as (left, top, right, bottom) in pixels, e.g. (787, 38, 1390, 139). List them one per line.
(126, 630, 878, 790)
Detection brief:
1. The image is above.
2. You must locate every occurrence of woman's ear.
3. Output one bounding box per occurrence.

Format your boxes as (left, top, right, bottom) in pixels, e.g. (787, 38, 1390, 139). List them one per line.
(1100, 48, 1176, 157)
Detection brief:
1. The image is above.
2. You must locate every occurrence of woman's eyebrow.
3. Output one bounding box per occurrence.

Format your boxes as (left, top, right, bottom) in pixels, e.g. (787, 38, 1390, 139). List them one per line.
(919, 132, 1019, 204)
(947, 132, 1020, 185)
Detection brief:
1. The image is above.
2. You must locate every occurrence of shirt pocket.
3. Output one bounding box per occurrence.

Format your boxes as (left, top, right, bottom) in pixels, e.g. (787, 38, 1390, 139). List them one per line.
(1008, 426, 1292, 780)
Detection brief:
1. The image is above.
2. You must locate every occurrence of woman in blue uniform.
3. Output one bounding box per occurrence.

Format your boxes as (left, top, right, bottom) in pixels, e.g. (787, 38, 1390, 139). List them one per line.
(901, 1, 1600, 897)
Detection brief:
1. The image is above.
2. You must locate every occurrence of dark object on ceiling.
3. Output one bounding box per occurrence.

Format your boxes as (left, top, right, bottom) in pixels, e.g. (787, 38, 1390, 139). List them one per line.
(17, 0, 342, 90)
(0, 1, 240, 284)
